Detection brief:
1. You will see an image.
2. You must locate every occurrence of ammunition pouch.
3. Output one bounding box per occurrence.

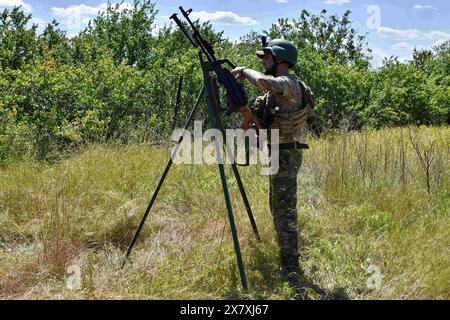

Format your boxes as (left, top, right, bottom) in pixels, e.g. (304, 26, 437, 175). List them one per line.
(253, 104, 275, 129)
(252, 79, 315, 134)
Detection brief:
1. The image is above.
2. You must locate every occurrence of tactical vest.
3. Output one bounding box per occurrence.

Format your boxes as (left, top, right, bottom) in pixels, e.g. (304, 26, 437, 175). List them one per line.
(266, 79, 315, 145)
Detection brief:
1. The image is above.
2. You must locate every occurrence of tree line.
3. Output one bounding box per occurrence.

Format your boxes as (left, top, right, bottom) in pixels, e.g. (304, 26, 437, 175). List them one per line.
(1, 0, 449, 161)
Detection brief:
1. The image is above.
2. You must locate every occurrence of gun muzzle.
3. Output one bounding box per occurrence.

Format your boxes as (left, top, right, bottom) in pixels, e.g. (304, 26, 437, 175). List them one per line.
(169, 13, 197, 48)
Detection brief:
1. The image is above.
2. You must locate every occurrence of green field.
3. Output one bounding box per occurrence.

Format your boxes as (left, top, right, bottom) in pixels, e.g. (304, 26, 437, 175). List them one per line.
(0, 126, 449, 299)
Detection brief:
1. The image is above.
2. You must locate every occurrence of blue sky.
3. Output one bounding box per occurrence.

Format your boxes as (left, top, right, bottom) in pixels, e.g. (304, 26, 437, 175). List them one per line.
(2, 0, 450, 66)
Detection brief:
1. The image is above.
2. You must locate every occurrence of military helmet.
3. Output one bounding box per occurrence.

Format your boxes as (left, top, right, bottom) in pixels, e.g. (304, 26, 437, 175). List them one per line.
(256, 39, 298, 67)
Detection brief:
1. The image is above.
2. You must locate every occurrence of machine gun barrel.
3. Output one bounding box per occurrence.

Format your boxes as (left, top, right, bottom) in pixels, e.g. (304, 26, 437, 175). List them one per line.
(170, 6, 248, 116)
(169, 13, 197, 48)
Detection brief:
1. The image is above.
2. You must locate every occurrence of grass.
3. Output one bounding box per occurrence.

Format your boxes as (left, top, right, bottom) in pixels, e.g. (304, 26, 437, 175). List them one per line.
(0, 126, 449, 299)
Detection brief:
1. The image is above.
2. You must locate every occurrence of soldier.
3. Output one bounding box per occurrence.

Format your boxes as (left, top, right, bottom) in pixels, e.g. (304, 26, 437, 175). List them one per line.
(232, 39, 314, 298)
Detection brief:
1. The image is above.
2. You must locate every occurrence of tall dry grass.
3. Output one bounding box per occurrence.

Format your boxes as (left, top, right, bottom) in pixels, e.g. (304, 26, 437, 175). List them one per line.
(0, 126, 448, 299)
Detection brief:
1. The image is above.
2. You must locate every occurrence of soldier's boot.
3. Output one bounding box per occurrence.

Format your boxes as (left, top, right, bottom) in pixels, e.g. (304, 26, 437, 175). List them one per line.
(285, 271, 311, 300)
(280, 254, 310, 300)
(280, 253, 300, 277)
(288, 273, 310, 300)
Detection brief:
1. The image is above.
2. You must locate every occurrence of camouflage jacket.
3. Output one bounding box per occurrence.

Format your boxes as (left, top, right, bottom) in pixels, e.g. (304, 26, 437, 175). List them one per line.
(243, 69, 313, 144)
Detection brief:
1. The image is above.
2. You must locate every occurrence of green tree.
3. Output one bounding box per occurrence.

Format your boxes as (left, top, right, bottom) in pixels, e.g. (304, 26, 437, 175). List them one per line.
(267, 9, 370, 67)
(83, 0, 158, 69)
(38, 20, 72, 64)
(0, 6, 39, 70)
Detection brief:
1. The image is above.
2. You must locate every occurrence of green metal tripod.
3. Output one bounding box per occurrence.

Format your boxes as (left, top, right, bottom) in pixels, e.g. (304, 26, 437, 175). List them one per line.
(123, 52, 260, 292)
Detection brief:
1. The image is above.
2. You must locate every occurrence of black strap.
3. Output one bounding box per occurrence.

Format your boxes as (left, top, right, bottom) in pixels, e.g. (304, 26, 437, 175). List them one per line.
(269, 142, 309, 150)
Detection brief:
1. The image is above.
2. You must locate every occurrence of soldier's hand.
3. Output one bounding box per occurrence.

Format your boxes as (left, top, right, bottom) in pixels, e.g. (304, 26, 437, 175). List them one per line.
(231, 67, 247, 81)
(240, 107, 262, 130)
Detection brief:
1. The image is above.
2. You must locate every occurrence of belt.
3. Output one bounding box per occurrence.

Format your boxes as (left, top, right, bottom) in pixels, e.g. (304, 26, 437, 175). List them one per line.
(269, 142, 309, 150)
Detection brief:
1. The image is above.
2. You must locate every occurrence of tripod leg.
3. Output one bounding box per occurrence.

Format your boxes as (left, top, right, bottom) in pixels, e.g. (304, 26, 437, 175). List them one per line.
(215, 147, 248, 292)
(200, 69, 247, 292)
(206, 73, 261, 241)
(122, 86, 205, 266)
(171, 76, 183, 133)
(214, 129, 261, 241)
(229, 163, 261, 241)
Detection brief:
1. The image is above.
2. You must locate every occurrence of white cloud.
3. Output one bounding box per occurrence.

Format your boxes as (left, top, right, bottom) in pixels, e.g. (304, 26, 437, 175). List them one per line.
(371, 26, 450, 68)
(377, 27, 422, 41)
(414, 4, 438, 10)
(276, 0, 289, 3)
(370, 46, 410, 69)
(391, 41, 415, 52)
(51, 4, 102, 18)
(151, 16, 170, 36)
(325, 0, 351, 5)
(67, 33, 79, 39)
(369, 46, 390, 68)
(377, 26, 450, 42)
(50, 2, 133, 32)
(189, 11, 258, 26)
(27, 17, 46, 33)
(51, 3, 132, 19)
(429, 38, 450, 49)
(0, 0, 32, 12)
(81, 17, 92, 25)
(425, 31, 450, 41)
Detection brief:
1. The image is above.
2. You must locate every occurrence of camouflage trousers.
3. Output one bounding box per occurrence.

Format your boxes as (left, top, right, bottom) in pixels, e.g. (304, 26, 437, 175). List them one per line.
(269, 147, 303, 276)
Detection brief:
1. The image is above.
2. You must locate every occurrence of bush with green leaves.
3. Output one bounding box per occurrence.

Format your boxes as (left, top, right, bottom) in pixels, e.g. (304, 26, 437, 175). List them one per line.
(364, 52, 449, 128)
(0, 1, 449, 162)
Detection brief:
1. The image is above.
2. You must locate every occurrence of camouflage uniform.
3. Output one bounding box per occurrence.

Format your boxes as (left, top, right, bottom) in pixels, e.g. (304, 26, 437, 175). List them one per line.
(244, 70, 311, 277)
(269, 148, 303, 276)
